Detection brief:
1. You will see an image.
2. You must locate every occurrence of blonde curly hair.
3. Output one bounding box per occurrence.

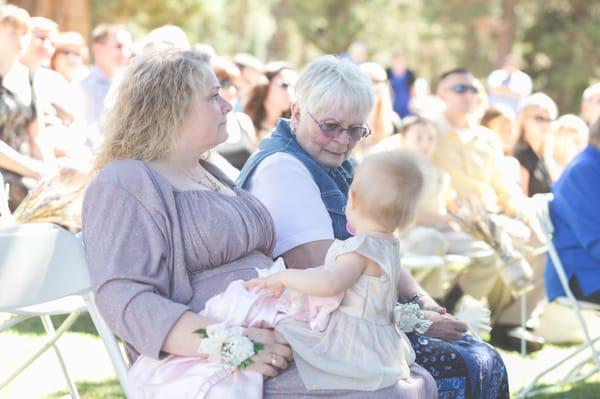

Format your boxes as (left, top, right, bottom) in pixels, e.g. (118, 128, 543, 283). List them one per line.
(95, 49, 212, 169)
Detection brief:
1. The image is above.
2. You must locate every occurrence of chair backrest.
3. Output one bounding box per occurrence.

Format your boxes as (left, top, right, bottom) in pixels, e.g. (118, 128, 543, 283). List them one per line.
(0, 223, 91, 309)
(532, 193, 554, 238)
(532, 194, 583, 301)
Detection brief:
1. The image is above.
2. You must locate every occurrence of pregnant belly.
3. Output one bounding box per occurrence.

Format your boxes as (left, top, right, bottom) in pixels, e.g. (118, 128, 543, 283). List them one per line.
(188, 251, 273, 312)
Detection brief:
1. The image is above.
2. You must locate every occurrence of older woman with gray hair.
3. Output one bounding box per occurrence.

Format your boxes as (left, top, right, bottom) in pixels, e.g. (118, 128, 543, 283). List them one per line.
(238, 55, 509, 398)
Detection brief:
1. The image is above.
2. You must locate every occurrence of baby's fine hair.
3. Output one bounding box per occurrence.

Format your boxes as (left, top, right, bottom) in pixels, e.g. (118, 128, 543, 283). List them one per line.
(352, 151, 424, 231)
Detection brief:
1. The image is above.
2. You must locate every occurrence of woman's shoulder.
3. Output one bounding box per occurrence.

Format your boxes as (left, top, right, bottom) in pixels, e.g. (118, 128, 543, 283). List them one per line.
(88, 160, 170, 202)
(93, 160, 152, 185)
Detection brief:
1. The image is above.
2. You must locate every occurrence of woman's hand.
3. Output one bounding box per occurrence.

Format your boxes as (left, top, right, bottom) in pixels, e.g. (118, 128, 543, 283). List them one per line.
(422, 310, 468, 342)
(244, 327, 293, 378)
(244, 274, 285, 297)
(418, 295, 446, 314)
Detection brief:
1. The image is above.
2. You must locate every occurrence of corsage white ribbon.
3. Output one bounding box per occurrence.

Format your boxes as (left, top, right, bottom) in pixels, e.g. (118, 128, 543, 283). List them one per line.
(197, 323, 258, 371)
(393, 303, 432, 334)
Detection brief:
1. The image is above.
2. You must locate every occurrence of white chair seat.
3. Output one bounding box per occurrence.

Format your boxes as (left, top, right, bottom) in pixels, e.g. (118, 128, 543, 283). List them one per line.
(0, 223, 131, 398)
(11, 296, 87, 316)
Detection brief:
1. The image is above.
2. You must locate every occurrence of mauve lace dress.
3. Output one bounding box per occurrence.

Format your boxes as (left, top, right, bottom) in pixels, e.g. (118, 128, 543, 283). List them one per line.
(82, 159, 436, 398)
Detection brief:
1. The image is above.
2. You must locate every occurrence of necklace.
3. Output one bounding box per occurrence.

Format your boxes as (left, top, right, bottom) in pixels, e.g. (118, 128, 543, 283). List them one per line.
(184, 169, 221, 192)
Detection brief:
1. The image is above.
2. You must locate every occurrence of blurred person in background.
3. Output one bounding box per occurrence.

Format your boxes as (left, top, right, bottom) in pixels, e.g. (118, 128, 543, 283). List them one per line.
(580, 82, 600, 127)
(546, 118, 600, 305)
(514, 92, 558, 196)
(51, 31, 88, 83)
(244, 62, 297, 141)
(355, 61, 400, 159)
(138, 24, 190, 54)
(481, 105, 521, 187)
(545, 114, 589, 180)
(432, 68, 547, 352)
(487, 53, 533, 113)
(213, 55, 257, 170)
(39, 30, 92, 162)
(0, 4, 49, 210)
(372, 116, 496, 302)
(233, 52, 263, 111)
(386, 49, 416, 118)
(20, 16, 57, 72)
(77, 23, 132, 128)
(345, 41, 368, 64)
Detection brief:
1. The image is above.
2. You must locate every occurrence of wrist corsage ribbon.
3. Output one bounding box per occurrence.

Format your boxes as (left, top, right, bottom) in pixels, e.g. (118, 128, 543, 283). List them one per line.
(393, 302, 432, 334)
(196, 323, 264, 371)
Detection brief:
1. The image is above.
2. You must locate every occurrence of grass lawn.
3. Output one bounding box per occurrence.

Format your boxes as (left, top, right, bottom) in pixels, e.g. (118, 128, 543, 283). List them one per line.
(1, 313, 599, 398)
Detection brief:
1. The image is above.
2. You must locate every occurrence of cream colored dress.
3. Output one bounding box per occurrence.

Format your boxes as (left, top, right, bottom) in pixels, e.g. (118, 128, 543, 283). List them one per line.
(276, 235, 416, 391)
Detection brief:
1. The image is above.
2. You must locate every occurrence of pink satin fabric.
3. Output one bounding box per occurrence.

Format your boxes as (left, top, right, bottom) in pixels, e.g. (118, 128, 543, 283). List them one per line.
(128, 260, 342, 398)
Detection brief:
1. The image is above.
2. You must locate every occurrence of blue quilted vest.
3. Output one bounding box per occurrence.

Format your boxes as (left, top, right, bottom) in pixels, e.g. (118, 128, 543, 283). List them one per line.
(236, 119, 353, 240)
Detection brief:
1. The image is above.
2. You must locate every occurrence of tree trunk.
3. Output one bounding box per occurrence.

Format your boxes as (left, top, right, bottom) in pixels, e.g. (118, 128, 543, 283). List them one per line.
(497, 0, 516, 67)
(267, 0, 289, 60)
(10, 0, 91, 40)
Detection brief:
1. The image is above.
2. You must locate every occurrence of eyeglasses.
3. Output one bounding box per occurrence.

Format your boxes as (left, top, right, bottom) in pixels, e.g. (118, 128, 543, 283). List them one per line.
(449, 84, 479, 94)
(56, 49, 82, 57)
(532, 115, 552, 124)
(307, 112, 371, 141)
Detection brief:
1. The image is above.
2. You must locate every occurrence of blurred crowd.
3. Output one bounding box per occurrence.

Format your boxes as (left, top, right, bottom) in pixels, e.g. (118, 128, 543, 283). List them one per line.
(1, 3, 599, 352)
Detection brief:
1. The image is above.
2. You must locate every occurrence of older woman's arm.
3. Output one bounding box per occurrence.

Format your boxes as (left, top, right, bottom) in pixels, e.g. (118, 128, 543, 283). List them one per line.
(281, 239, 333, 270)
(247, 153, 335, 261)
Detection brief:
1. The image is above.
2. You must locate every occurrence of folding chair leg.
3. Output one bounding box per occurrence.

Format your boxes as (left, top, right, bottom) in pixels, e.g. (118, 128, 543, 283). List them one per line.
(0, 314, 34, 331)
(0, 311, 80, 391)
(41, 315, 81, 399)
(83, 294, 132, 398)
(520, 293, 527, 356)
(519, 337, 600, 398)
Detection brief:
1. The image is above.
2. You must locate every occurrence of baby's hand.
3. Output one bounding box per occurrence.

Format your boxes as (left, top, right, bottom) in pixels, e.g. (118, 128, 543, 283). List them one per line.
(245, 275, 285, 297)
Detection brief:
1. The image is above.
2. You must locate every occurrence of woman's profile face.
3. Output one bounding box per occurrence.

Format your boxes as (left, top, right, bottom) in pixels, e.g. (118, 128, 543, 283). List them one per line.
(553, 127, 587, 165)
(266, 69, 297, 112)
(179, 70, 232, 154)
(521, 106, 552, 150)
(53, 46, 84, 81)
(488, 116, 518, 155)
(403, 124, 437, 159)
(0, 24, 26, 61)
(292, 104, 365, 168)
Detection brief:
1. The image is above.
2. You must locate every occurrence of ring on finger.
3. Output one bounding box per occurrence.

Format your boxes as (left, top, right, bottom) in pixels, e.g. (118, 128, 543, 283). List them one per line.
(271, 353, 279, 366)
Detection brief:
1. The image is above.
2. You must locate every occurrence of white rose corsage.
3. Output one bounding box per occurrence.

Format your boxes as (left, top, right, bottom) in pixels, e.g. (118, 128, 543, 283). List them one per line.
(196, 323, 264, 371)
(393, 302, 432, 334)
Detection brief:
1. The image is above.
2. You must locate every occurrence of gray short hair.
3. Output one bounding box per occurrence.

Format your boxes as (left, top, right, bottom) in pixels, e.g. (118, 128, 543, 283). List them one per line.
(295, 55, 374, 122)
(583, 82, 600, 100)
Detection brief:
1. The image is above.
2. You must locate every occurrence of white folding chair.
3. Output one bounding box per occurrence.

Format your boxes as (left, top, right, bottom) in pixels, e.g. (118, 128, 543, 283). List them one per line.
(0, 223, 132, 398)
(519, 194, 600, 398)
(0, 173, 12, 225)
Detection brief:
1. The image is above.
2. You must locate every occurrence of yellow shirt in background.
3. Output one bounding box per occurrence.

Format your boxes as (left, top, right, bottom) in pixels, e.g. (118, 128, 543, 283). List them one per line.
(431, 115, 523, 215)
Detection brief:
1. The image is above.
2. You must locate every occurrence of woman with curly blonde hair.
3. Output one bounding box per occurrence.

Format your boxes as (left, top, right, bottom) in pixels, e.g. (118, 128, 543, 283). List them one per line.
(84, 48, 301, 396)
